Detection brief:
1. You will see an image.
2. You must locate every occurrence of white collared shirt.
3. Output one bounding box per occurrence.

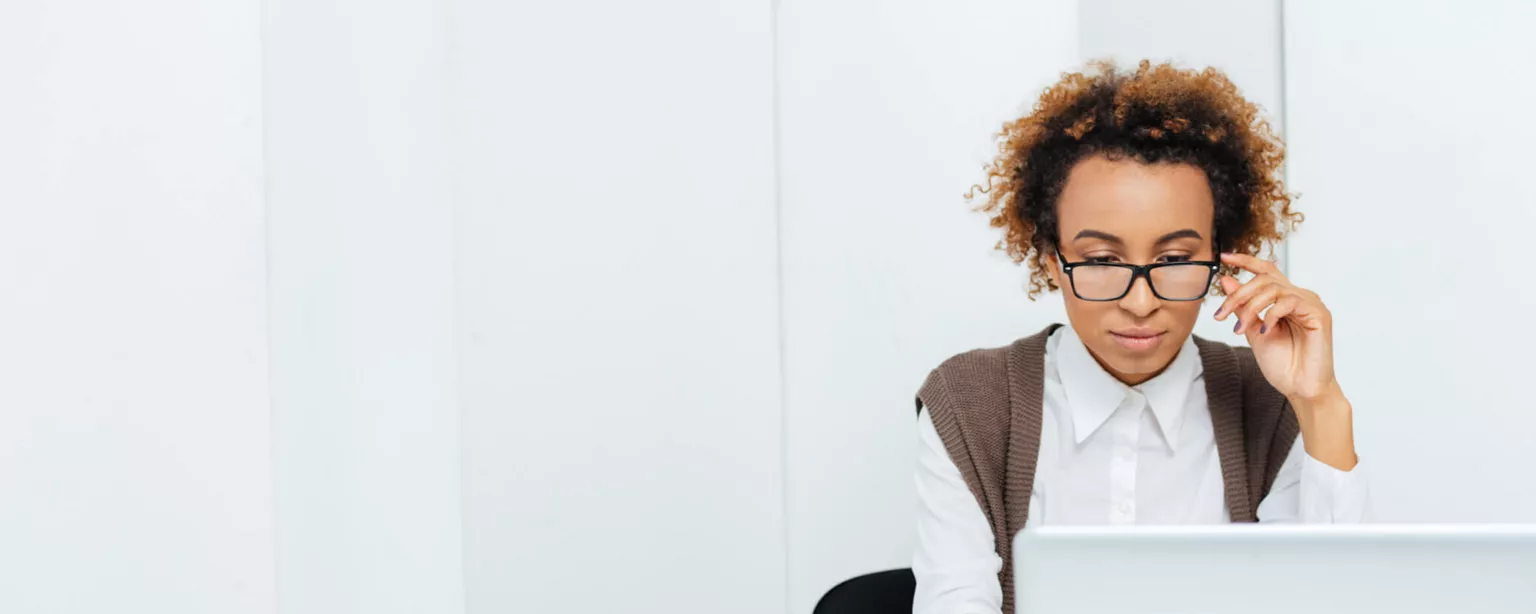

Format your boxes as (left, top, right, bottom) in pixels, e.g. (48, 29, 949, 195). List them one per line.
(913, 325, 1369, 614)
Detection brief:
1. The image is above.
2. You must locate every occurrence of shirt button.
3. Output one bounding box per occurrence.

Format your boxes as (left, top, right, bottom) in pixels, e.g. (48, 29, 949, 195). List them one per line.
(1117, 502, 1132, 516)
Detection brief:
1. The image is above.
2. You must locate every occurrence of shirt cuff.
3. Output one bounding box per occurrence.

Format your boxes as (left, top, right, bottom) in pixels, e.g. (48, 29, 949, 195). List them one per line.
(1299, 451, 1370, 523)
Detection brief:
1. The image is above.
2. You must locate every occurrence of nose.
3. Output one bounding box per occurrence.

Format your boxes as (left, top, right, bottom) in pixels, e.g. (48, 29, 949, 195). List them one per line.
(1117, 273, 1160, 318)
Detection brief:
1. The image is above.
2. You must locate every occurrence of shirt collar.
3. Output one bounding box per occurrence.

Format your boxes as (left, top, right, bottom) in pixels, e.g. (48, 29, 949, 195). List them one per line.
(1136, 334, 1202, 450)
(1055, 324, 1203, 449)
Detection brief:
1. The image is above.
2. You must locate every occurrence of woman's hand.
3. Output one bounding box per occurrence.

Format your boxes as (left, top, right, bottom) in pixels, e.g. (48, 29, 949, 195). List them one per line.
(1212, 253, 1335, 401)
(1212, 252, 1357, 470)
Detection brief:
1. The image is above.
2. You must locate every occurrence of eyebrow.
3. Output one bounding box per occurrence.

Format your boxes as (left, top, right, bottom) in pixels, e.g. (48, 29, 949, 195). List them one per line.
(1071, 228, 1204, 245)
(1071, 229, 1123, 244)
(1154, 228, 1205, 244)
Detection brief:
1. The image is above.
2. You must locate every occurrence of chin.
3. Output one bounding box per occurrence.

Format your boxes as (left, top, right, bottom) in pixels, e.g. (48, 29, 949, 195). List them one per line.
(1108, 353, 1168, 377)
(1091, 334, 1180, 378)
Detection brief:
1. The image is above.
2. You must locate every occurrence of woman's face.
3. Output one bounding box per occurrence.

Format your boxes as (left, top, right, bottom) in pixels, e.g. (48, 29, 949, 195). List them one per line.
(1046, 154, 1216, 385)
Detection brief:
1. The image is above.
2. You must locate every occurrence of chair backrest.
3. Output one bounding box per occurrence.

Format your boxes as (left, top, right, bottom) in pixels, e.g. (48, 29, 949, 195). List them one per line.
(812, 568, 915, 614)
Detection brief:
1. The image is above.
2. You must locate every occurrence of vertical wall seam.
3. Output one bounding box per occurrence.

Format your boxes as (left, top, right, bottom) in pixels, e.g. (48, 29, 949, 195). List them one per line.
(440, 0, 470, 609)
(1278, 0, 1293, 275)
(255, 0, 283, 610)
(769, 0, 792, 611)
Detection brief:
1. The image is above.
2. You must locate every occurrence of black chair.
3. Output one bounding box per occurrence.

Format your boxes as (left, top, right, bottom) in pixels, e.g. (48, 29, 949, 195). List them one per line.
(812, 568, 915, 614)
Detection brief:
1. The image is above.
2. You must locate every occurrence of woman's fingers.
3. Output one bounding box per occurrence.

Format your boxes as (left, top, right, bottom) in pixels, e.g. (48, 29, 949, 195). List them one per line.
(1214, 274, 1279, 322)
(1220, 252, 1286, 280)
(1233, 283, 1283, 335)
(1259, 294, 1302, 336)
(1213, 254, 1331, 337)
(1218, 275, 1241, 297)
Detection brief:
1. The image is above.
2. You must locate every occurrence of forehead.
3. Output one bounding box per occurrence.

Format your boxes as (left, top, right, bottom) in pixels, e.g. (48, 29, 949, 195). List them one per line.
(1055, 155, 1215, 240)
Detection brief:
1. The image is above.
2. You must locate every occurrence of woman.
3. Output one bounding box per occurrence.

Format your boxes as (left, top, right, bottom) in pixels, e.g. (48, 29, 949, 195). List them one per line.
(912, 60, 1367, 614)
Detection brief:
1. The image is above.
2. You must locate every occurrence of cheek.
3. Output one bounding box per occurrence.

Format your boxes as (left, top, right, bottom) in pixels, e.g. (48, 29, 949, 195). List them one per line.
(1061, 293, 1113, 329)
(1163, 300, 1205, 329)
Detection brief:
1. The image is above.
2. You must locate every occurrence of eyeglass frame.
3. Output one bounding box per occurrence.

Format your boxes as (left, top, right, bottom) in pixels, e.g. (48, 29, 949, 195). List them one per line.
(1053, 247, 1221, 302)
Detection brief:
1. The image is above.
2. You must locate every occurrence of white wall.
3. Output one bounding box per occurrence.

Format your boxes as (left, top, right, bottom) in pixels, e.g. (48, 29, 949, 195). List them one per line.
(1283, 0, 1536, 521)
(452, 2, 785, 613)
(11, 2, 1536, 613)
(1078, 0, 1284, 127)
(776, 2, 1076, 611)
(263, 0, 466, 612)
(0, 1, 274, 612)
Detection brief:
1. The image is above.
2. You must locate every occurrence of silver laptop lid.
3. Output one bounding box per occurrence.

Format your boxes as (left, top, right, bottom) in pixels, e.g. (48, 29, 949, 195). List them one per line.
(1012, 524, 1536, 614)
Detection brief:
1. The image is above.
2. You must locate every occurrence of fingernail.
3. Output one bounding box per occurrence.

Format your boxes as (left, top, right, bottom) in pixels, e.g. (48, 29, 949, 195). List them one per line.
(1260, 323, 1268, 335)
(1233, 320, 1241, 333)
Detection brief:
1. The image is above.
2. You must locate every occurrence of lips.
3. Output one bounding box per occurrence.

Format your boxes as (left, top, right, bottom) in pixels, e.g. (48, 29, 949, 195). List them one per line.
(1110, 329, 1166, 351)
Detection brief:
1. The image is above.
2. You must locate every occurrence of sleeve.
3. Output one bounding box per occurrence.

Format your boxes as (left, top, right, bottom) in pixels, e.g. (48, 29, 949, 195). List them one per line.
(913, 407, 1004, 614)
(1255, 435, 1370, 523)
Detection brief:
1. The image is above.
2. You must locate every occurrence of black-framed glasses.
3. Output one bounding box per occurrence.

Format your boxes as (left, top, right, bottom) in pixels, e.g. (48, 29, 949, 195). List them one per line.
(1055, 250, 1220, 302)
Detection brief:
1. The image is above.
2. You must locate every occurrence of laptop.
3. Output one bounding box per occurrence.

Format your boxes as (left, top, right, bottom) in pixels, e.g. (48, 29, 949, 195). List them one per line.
(1013, 524, 1536, 614)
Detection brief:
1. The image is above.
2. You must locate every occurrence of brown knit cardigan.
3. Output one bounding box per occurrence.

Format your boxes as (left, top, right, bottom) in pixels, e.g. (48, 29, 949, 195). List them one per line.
(915, 324, 1299, 613)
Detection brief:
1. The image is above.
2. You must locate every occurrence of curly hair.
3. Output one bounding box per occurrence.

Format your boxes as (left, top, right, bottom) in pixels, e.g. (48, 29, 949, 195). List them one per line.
(967, 59, 1302, 299)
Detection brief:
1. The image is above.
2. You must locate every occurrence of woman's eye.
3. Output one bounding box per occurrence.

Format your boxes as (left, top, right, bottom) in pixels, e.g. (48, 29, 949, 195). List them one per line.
(1085, 256, 1119, 264)
(1159, 255, 1193, 263)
